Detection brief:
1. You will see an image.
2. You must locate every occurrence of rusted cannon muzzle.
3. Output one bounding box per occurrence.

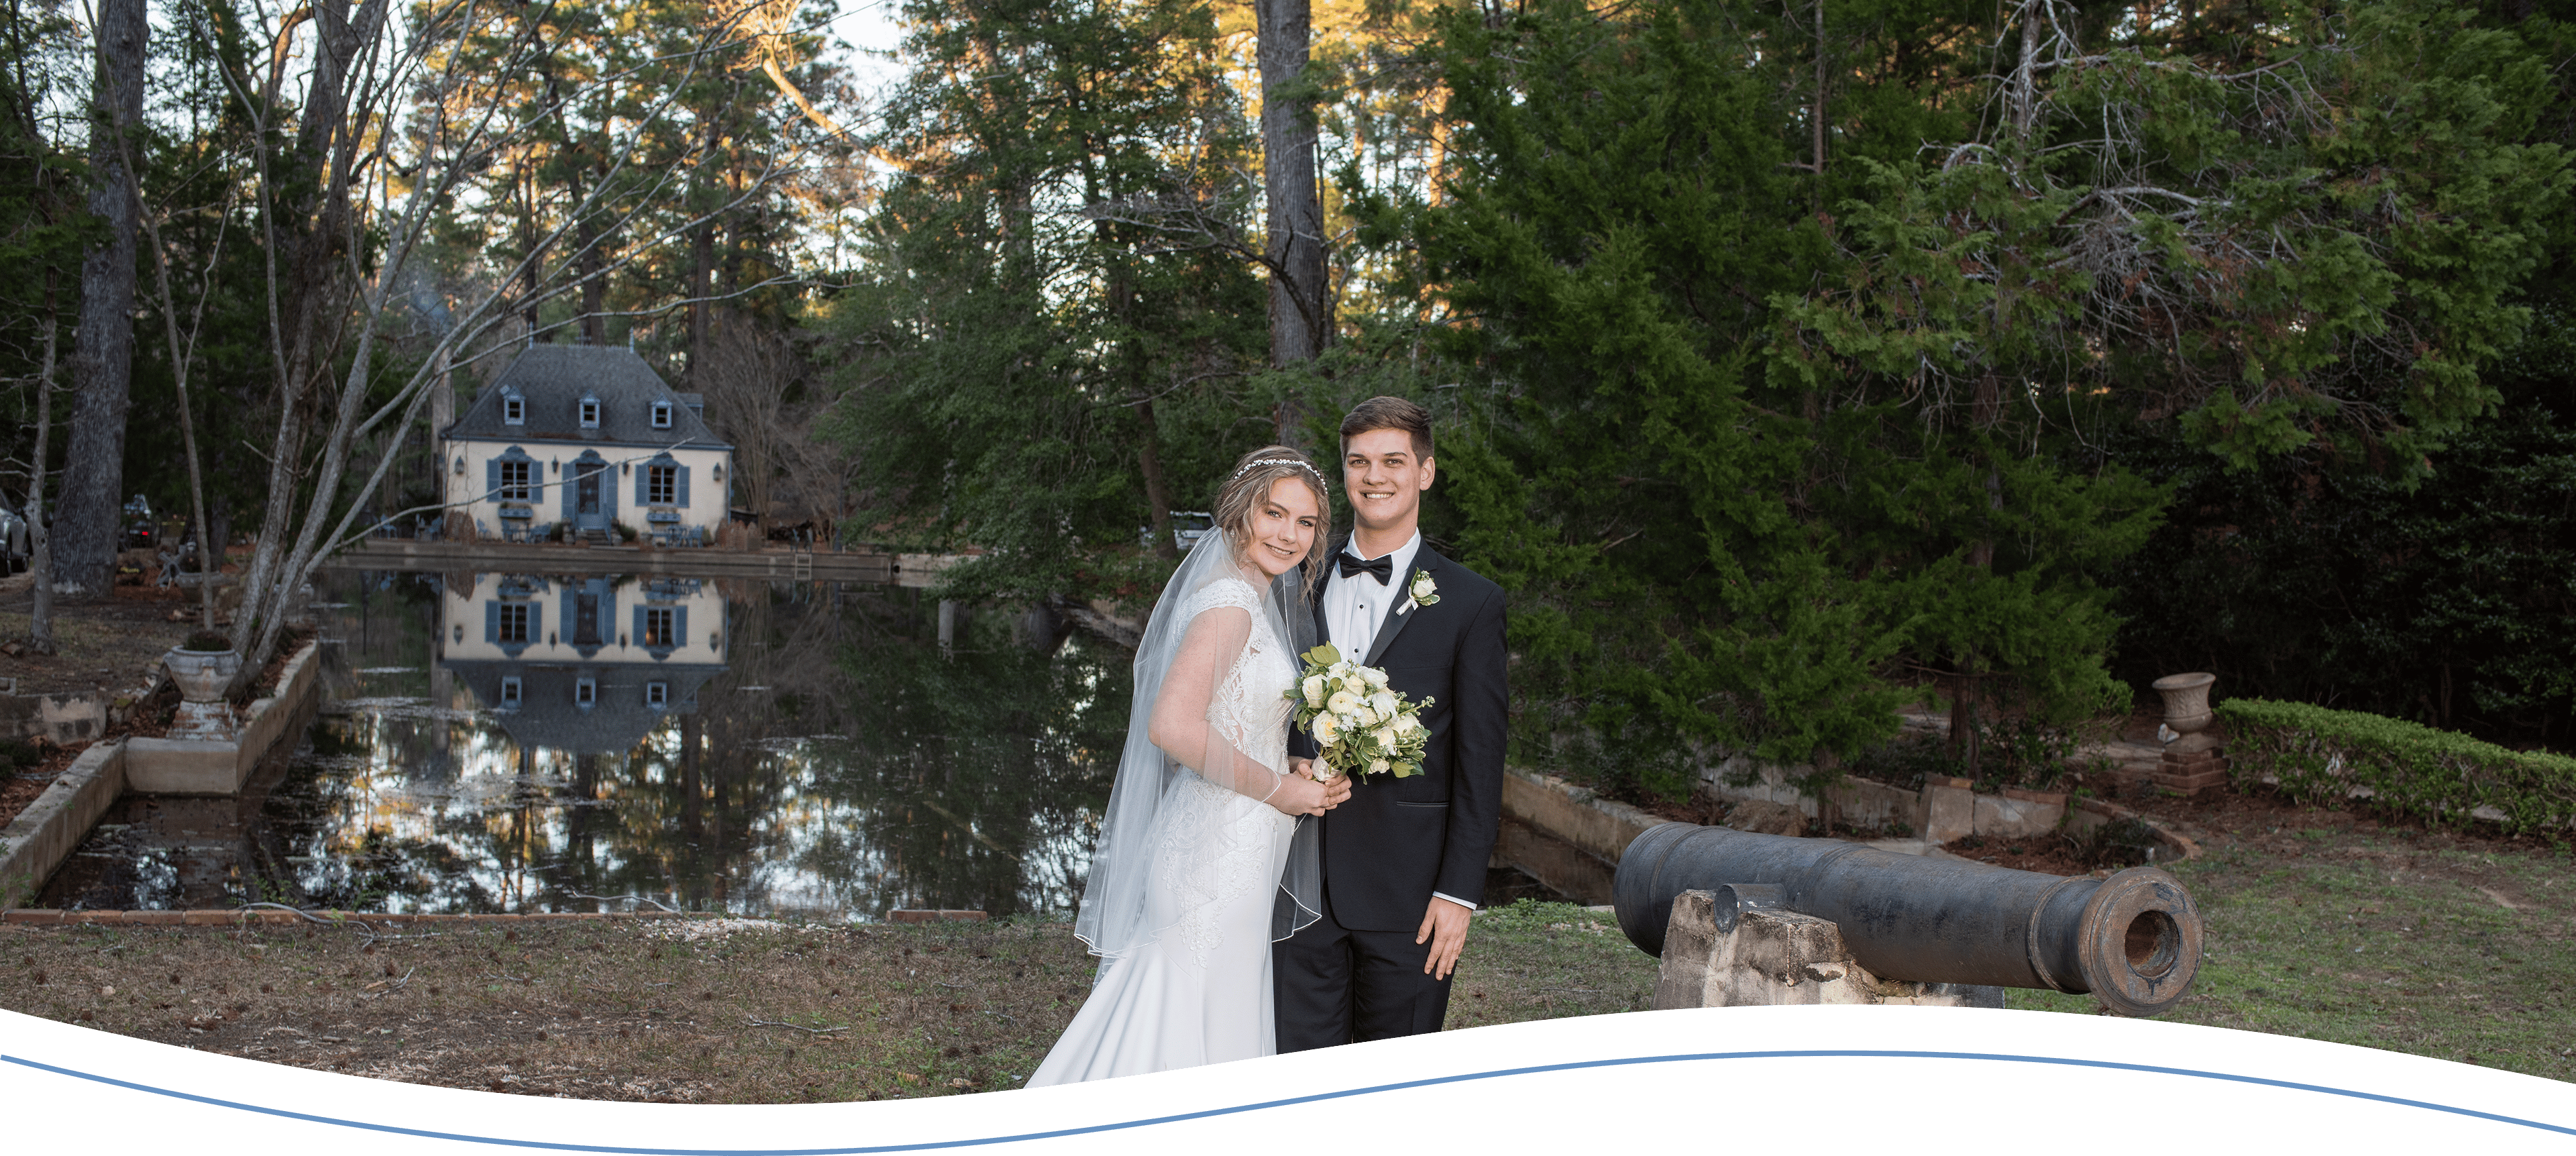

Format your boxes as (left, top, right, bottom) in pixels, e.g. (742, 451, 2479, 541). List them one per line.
(1614, 823, 2202, 1016)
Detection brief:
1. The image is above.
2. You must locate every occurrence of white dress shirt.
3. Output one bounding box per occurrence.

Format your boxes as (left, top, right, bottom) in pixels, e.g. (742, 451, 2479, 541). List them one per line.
(1323, 531, 1473, 911)
(1324, 531, 1421, 662)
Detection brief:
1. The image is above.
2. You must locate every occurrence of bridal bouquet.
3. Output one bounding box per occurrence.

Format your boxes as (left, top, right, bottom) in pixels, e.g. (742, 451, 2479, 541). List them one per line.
(1285, 644, 1433, 780)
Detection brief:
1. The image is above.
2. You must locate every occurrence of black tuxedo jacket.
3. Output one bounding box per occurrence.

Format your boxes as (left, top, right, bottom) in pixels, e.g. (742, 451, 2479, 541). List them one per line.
(1291, 541, 1509, 932)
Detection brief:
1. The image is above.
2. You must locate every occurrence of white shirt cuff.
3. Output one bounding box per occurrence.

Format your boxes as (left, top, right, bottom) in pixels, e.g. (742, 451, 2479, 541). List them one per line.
(1432, 892, 1477, 910)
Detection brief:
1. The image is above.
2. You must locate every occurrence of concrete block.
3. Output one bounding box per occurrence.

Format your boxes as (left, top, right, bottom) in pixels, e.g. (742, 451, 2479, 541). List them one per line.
(1921, 782, 1975, 845)
(1972, 791, 2066, 839)
(1501, 768, 1667, 865)
(1652, 900, 1994, 1009)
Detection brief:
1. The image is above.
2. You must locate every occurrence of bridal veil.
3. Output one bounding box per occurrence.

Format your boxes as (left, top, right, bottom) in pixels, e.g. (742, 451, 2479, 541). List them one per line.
(1072, 527, 1324, 961)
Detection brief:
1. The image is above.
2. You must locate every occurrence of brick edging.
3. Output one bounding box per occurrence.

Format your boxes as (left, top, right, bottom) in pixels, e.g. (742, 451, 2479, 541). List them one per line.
(2, 908, 707, 926)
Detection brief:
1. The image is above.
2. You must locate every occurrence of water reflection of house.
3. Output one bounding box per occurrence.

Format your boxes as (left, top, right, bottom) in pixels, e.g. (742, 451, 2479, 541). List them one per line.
(439, 572, 729, 753)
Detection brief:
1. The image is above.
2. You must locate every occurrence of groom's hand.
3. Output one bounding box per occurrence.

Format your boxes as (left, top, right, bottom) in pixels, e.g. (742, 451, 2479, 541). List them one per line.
(1416, 897, 1471, 980)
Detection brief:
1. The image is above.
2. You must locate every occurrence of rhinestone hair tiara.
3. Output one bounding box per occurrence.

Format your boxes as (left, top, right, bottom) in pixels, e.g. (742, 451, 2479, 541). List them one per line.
(1230, 457, 1328, 490)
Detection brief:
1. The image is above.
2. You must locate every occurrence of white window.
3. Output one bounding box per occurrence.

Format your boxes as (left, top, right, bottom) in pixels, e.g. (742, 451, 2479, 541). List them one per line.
(646, 464, 677, 505)
(580, 397, 600, 428)
(499, 676, 523, 707)
(502, 395, 525, 424)
(498, 460, 531, 501)
(651, 400, 673, 429)
(641, 607, 676, 647)
(575, 676, 597, 707)
(645, 681, 669, 708)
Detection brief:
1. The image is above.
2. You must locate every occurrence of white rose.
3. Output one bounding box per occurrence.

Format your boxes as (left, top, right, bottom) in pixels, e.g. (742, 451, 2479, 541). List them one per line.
(1374, 725, 1397, 746)
(1350, 704, 1379, 727)
(1362, 666, 1389, 688)
(1302, 674, 1326, 704)
(1395, 712, 1419, 733)
(1371, 691, 1398, 717)
(1327, 689, 1359, 713)
(1311, 713, 1339, 742)
(1369, 757, 1391, 776)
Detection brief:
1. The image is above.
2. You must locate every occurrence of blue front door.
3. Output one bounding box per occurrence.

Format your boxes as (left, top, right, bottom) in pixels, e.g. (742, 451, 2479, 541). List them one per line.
(575, 466, 604, 531)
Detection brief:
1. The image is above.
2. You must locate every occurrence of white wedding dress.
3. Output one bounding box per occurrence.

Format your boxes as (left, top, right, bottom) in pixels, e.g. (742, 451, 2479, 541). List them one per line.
(1028, 578, 1299, 1085)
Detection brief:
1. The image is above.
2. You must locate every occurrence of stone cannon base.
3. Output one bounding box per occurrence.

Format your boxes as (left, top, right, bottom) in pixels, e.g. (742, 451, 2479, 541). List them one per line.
(1651, 889, 2004, 1010)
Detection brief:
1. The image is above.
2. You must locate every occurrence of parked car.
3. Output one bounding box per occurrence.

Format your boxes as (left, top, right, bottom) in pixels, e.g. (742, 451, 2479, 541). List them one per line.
(0, 507, 26, 575)
(121, 494, 155, 549)
(1138, 511, 1216, 554)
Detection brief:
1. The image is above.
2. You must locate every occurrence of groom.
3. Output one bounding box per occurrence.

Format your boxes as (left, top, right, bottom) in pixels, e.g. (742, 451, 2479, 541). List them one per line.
(1275, 397, 1509, 1050)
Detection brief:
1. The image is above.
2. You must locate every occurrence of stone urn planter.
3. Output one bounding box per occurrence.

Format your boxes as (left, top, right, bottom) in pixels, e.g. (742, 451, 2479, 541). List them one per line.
(164, 635, 242, 741)
(2149, 672, 2225, 796)
(2151, 672, 2218, 735)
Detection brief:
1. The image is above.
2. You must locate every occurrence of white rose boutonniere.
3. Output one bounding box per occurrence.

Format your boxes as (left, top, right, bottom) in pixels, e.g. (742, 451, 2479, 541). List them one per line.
(1406, 571, 1440, 611)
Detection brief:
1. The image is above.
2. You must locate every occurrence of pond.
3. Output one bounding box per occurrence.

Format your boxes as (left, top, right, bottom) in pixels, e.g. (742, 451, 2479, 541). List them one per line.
(40, 570, 1132, 920)
(40, 568, 1563, 919)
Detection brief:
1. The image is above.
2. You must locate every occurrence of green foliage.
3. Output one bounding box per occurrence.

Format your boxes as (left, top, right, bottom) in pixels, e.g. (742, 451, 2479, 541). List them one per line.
(2112, 381, 2576, 747)
(2218, 698, 2576, 833)
(817, 0, 1267, 605)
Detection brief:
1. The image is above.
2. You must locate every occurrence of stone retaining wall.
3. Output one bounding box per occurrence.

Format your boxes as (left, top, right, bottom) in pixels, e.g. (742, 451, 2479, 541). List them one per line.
(125, 640, 321, 794)
(0, 741, 126, 908)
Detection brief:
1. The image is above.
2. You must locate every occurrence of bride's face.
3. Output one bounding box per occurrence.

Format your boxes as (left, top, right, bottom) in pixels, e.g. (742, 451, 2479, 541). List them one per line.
(1244, 476, 1322, 578)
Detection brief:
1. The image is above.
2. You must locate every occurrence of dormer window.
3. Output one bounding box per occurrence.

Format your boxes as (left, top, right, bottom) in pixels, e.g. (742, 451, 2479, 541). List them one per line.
(580, 395, 600, 428)
(499, 676, 523, 708)
(651, 400, 673, 429)
(645, 681, 669, 708)
(575, 676, 597, 707)
(502, 393, 525, 424)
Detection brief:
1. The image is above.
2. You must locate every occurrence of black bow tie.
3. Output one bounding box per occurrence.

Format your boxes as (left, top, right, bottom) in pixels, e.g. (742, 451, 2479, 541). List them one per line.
(1336, 552, 1395, 585)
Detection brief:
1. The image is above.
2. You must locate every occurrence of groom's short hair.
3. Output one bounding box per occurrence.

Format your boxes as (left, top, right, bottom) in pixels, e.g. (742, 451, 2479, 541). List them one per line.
(1338, 397, 1434, 460)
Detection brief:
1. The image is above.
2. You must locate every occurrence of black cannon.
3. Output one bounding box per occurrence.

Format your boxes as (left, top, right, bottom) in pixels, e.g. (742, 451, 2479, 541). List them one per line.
(1613, 823, 2202, 1016)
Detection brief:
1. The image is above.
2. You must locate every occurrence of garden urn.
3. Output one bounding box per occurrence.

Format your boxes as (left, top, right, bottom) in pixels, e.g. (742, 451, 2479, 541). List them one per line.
(163, 637, 242, 741)
(2151, 672, 2217, 736)
(164, 641, 241, 703)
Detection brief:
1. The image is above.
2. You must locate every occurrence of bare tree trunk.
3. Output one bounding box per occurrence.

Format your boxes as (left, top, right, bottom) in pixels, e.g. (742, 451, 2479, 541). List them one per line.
(25, 278, 60, 654)
(689, 220, 714, 380)
(1257, 0, 1327, 443)
(55, 0, 147, 596)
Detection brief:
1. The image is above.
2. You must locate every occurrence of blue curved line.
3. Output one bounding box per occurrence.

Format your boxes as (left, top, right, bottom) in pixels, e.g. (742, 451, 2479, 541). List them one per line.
(6, 1047, 2570, 1153)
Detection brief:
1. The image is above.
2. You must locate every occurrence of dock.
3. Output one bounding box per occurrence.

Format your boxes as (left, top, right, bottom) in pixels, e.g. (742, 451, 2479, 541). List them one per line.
(333, 539, 900, 582)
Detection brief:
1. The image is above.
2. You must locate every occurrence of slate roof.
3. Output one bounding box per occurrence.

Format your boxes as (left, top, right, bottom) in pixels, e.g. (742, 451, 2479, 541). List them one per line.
(443, 660, 727, 755)
(445, 344, 731, 450)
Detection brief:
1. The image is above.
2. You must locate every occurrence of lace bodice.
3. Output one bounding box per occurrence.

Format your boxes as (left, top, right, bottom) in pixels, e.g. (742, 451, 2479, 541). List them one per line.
(1180, 578, 1296, 775)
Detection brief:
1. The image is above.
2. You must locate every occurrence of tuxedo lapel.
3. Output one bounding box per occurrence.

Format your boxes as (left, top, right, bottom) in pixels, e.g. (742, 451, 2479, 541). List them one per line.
(1362, 550, 1438, 668)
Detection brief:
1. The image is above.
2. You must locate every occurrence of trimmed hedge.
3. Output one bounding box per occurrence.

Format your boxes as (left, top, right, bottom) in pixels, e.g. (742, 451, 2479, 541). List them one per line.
(2217, 698, 2576, 833)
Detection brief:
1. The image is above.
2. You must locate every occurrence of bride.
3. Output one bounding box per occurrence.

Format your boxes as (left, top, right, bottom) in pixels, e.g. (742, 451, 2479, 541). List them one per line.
(1028, 446, 1348, 1086)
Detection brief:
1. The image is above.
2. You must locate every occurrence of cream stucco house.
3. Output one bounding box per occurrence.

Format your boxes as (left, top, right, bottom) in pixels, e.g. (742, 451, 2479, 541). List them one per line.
(441, 345, 733, 544)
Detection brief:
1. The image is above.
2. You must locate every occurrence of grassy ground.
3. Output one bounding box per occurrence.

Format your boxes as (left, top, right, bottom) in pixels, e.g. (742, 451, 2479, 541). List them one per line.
(7, 792, 2569, 1100)
(0, 904, 1659, 1102)
(2008, 810, 2576, 1081)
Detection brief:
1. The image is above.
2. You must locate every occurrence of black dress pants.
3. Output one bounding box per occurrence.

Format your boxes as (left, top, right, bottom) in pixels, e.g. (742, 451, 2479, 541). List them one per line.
(1273, 896, 1453, 1053)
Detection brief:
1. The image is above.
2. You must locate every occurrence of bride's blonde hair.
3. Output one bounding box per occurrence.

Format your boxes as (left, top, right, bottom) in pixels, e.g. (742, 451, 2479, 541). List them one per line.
(1211, 445, 1330, 591)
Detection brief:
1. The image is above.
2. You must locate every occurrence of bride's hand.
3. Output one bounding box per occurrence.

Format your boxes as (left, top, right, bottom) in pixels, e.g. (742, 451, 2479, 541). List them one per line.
(1269, 772, 1333, 817)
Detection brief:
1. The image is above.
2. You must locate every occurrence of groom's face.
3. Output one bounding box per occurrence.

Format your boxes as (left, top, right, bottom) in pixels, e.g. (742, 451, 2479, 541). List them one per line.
(1342, 427, 1434, 533)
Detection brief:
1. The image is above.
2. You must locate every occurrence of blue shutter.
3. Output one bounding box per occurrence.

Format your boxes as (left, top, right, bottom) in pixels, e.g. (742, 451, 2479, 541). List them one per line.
(676, 607, 689, 649)
(560, 461, 575, 518)
(633, 606, 645, 646)
(559, 588, 576, 639)
(602, 464, 617, 517)
(486, 457, 500, 501)
(676, 466, 691, 511)
(484, 602, 498, 643)
(635, 466, 649, 507)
